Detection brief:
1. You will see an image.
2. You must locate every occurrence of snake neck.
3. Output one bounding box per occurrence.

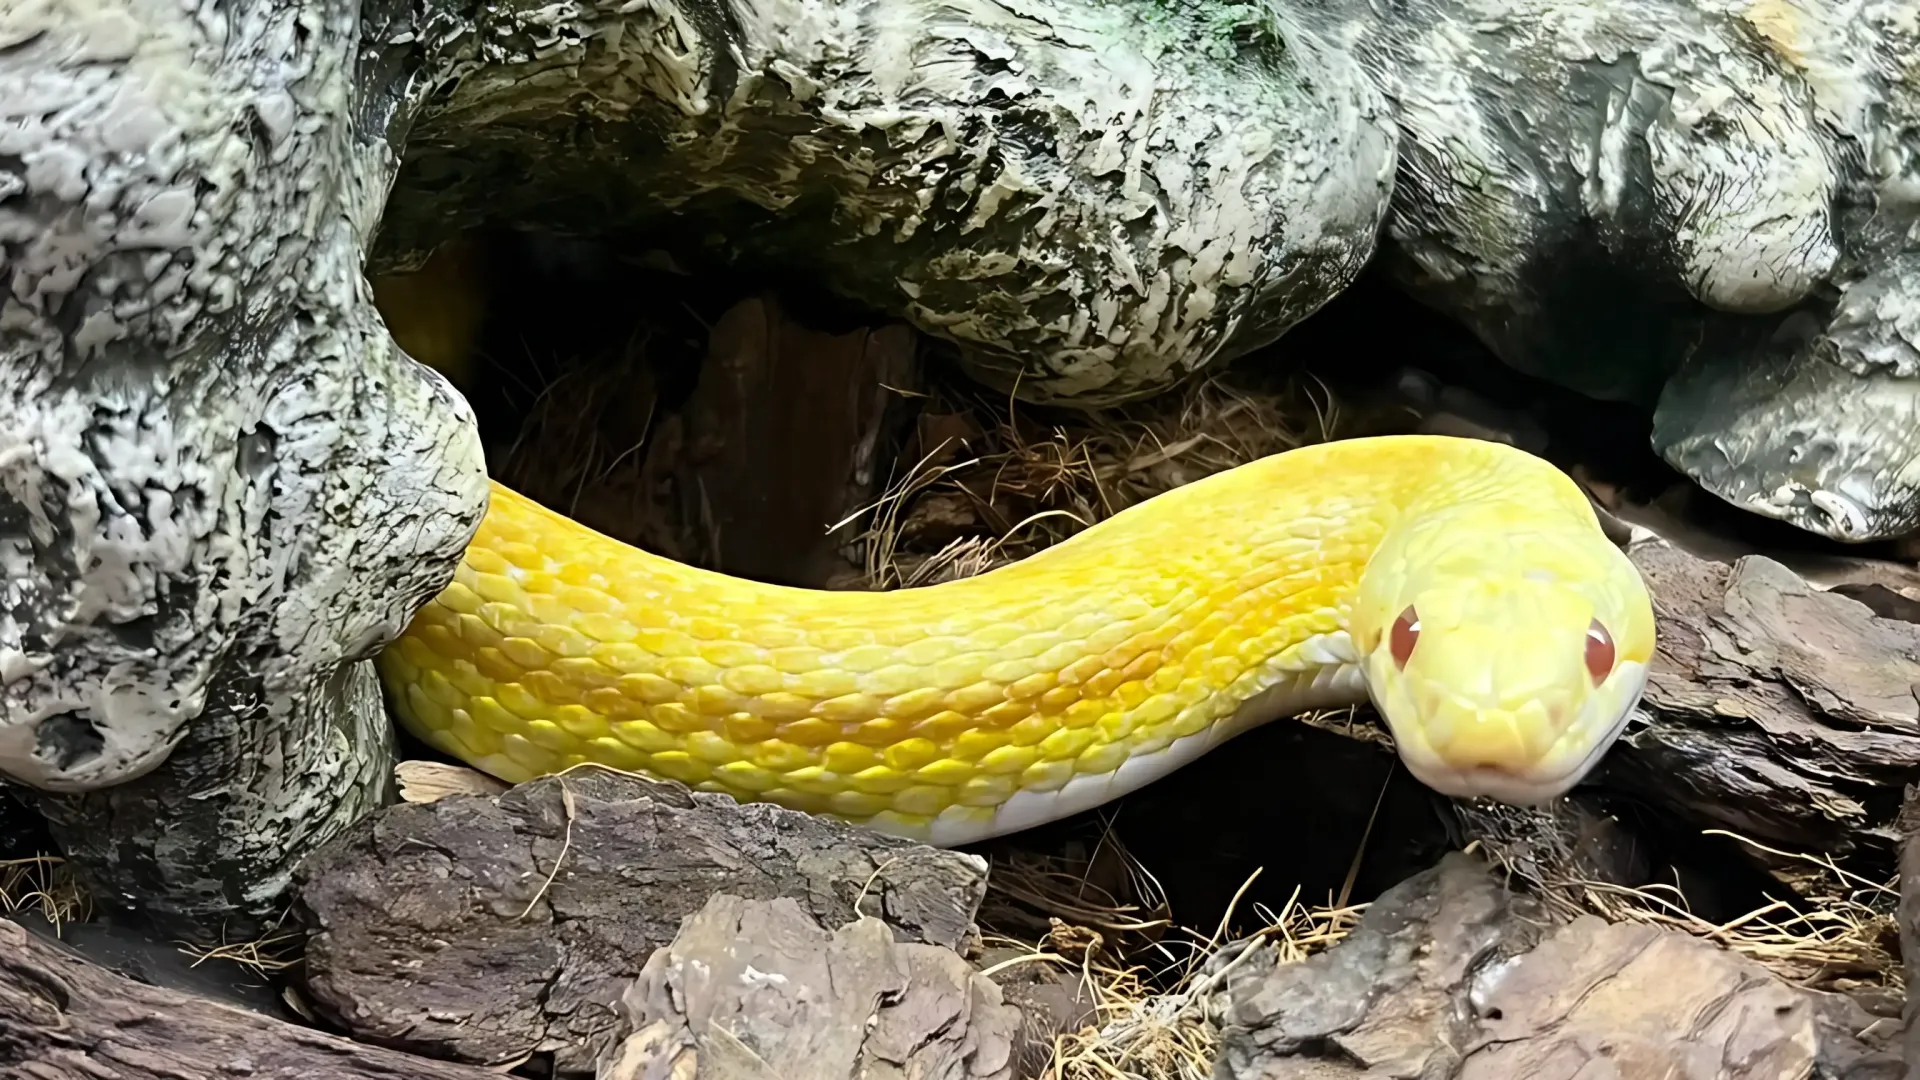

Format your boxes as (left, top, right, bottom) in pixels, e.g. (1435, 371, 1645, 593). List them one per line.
(382, 435, 1591, 844)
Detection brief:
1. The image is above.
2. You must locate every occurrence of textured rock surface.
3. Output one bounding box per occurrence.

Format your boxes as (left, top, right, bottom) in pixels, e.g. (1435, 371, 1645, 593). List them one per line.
(0, 0, 488, 939)
(599, 893, 1020, 1080)
(293, 766, 990, 1071)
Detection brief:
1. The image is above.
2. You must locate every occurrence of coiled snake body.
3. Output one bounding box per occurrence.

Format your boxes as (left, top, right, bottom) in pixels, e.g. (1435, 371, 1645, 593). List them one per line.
(377, 435, 1655, 845)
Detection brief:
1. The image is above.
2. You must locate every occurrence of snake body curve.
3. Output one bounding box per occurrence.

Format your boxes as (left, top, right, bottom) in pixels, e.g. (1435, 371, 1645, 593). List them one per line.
(376, 435, 1656, 846)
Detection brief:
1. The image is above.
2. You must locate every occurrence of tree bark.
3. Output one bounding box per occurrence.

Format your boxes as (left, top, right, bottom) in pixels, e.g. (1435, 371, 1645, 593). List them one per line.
(0, 918, 501, 1080)
(1211, 852, 1905, 1079)
(1594, 538, 1920, 864)
(599, 893, 1020, 1080)
(292, 766, 992, 1071)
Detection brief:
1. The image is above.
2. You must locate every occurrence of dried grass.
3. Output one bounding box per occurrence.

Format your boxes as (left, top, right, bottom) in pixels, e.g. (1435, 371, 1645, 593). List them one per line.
(835, 370, 1338, 589)
(979, 824, 1366, 1080)
(1472, 821, 1899, 990)
(0, 855, 91, 932)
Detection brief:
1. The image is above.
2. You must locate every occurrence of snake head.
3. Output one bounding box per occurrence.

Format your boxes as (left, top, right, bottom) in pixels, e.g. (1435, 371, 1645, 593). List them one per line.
(1350, 510, 1656, 805)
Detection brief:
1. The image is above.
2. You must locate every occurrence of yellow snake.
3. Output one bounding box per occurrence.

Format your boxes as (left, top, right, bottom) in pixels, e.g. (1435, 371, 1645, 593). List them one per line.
(375, 434, 1656, 846)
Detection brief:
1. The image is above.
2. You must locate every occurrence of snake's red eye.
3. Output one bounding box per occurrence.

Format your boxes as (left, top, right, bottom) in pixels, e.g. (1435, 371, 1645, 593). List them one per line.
(1585, 618, 1615, 682)
(1390, 605, 1420, 669)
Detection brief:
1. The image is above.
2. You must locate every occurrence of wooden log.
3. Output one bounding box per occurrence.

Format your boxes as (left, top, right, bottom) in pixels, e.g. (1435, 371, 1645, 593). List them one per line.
(292, 764, 992, 1072)
(0, 918, 499, 1080)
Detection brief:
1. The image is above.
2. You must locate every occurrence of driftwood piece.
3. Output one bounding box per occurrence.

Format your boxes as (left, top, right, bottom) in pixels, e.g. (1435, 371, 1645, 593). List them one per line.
(599, 893, 1019, 1080)
(0, 918, 499, 1080)
(1210, 852, 1904, 1079)
(1594, 539, 1920, 863)
(293, 765, 990, 1072)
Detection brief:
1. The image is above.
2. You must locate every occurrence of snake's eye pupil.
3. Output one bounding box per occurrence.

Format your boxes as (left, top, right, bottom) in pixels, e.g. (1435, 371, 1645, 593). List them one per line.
(1585, 619, 1616, 682)
(1390, 605, 1420, 669)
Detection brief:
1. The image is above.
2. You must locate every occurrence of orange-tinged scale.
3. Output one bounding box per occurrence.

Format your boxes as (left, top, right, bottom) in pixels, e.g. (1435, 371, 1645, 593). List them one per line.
(1006, 715, 1055, 746)
(1037, 685, 1081, 714)
(817, 692, 881, 722)
(911, 711, 976, 744)
(617, 672, 680, 704)
(947, 681, 1006, 713)
(881, 687, 946, 720)
(979, 700, 1031, 728)
(755, 691, 817, 722)
(1007, 671, 1057, 701)
(852, 717, 909, 746)
(1061, 699, 1107, 729)
(523, 669, 583, 707)
(498, 637, 551, 670)
(649, 702, 703, 733)
(782, 718, 840, 747)
(583, 687, 640, 721)
(723, 713, 778, 744)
